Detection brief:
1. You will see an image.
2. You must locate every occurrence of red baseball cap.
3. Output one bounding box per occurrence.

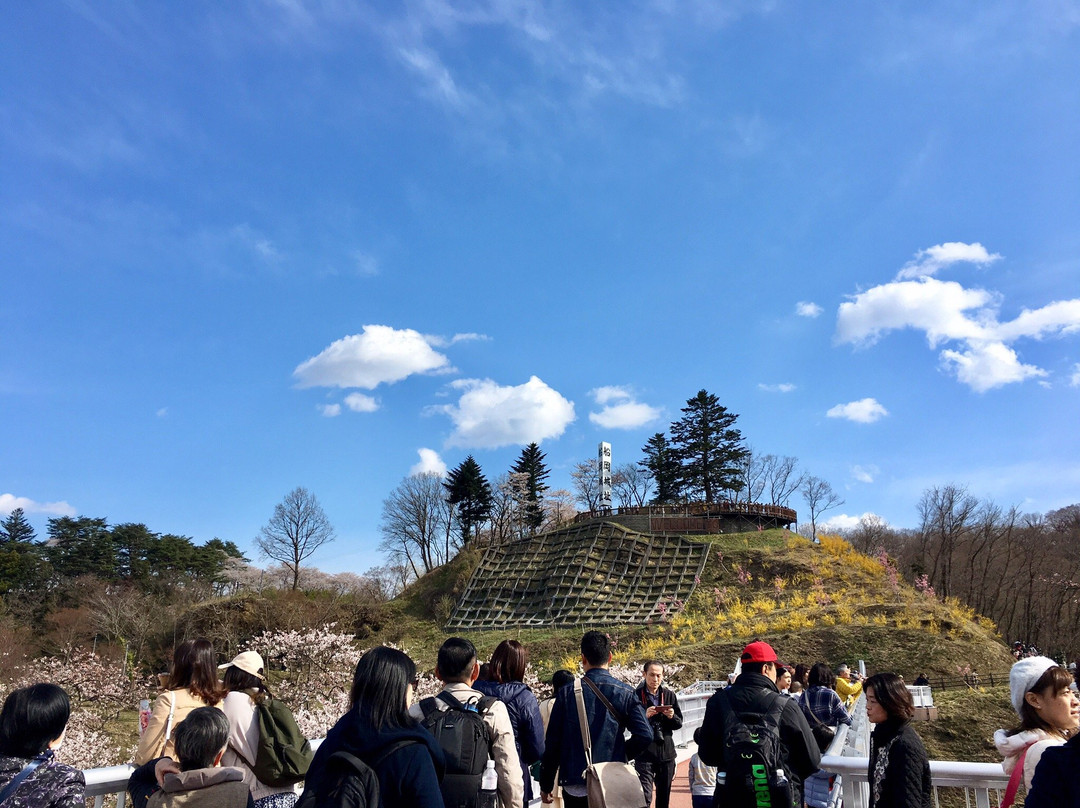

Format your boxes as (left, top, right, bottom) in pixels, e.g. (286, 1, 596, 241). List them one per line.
(740, 641, 779, 664)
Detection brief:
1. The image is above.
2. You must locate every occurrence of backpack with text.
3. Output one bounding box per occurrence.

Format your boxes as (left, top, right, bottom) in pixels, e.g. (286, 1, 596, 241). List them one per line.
(717, 689, 794, 808)
(252, 694, 315, 787)
(420, 691, 496, 808)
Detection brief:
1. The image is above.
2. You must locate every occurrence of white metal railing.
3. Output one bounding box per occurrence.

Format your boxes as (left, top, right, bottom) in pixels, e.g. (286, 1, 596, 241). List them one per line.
(78, 684, 1005, 808)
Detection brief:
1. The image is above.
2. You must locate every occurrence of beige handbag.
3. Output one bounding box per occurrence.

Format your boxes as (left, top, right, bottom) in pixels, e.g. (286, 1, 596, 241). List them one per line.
(573, 678, 647, 808)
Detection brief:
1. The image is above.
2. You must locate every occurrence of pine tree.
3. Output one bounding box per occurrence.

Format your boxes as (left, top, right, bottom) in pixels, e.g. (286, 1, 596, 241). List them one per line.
(0, 508, 36, 546)
(669, 389, 748, 502)
(444, 456, 494, 545)
(640, 433, 682, 504)
(511, 442, 550, 532)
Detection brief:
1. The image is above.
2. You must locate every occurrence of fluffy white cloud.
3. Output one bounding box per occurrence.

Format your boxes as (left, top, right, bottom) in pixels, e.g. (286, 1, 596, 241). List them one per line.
(758, 383, 796, 393)
(437, 376, 576, 449)
(318, 403, 341, 417)
(895, 241, 1001, 280)
(344, 392, 379, 412)
(587, 386, 661, 429)
(796, 301, 823, 318)
(410, 448, 447, 476)
(1071, 364, 1080, 387)
(820, 512, 888, 533)
(836, 247, 1080, 392)
(293, 325, 453, 389)
(851, 464, 879, 484)
(0, 493, 75, 517)
(827, 398, 889, 424)
(939, 342, 1046, 392)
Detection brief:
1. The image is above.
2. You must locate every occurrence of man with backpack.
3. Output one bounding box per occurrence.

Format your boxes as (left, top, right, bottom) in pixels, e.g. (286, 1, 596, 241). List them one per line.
(411, 637, 523, 808)
(539, 631, 653, 808)
(697, 641, 820, 808)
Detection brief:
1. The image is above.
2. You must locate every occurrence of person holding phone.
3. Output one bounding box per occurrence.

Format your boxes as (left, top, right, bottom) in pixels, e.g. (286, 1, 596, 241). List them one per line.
(634, 660, 683, 808)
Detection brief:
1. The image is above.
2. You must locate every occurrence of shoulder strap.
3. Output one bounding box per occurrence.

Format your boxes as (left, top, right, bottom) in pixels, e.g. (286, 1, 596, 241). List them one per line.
(159, 690, 178, 757)
(580, 675, 625, 726)
(763, 692, 786, 730)
(371, 739, 421, 769)
(573, 679, 593, 767)
(0, 756, 45, 806)
(999, 746, 1029, 808)
(420, 697, 439, 718)
(475, 696, 497, 716)
(436, 691, 468, 712)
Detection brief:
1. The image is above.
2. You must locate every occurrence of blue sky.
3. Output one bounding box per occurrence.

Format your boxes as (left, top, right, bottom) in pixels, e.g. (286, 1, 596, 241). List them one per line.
(3, 1, 1079, 575)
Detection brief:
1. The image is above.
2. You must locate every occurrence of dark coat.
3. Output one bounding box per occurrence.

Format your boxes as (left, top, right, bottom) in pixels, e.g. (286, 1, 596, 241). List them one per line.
(0, 753, 84, 808)
(867, 718, 932, 808)
(538, 668, 652, 794)
(298, 711, 446, 808)
(697, 672, 821, 801)
(1024, 732, 1080, 807)
(473, 679, 545, 803)
(633, 682, 684, 761)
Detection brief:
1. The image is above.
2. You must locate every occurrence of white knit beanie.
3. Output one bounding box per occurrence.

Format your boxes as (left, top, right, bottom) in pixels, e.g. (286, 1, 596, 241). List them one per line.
(1009, 656, 1059, 714)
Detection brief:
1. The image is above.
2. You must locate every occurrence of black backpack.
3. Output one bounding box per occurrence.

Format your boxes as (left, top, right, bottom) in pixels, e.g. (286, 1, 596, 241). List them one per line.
(420, 691, 496, 808)
(717, 689, 794, 808)
(296, 740, 417, 808)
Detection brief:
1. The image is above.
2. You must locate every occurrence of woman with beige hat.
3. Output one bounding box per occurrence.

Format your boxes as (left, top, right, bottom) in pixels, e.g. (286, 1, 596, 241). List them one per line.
(219, 650, 299, 808)
(993, 656, 1079, 797)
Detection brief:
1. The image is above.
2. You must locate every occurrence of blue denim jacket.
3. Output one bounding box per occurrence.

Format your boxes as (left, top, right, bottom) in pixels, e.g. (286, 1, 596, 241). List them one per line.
(538, 668, 652, 792)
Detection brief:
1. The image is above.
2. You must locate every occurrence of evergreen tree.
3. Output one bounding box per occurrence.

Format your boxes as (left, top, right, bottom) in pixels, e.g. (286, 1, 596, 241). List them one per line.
(0, 508, 36, 546)
(640, 433, 682, 504)
(444, 456, 494, 545)
(511, 442, 550, 533)
(669, 389, 748, 502)
(44, 516, 115, 579)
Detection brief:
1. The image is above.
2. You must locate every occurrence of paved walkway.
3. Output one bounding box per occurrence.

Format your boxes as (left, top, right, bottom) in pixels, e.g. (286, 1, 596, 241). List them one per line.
(667, 756, 695, 808)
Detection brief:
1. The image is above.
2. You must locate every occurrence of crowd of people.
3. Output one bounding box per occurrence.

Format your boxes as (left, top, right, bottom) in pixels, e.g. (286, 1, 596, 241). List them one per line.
(2, 635, 1079, 808)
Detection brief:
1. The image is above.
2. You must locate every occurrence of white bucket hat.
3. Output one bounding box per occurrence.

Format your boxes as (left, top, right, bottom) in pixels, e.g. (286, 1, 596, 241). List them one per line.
(219, 650, 265, 680)
(1009, 656, 1058, 714)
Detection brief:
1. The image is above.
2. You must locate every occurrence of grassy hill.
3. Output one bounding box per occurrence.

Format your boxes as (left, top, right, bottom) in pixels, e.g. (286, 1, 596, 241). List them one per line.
(376, 528, 1014, 685)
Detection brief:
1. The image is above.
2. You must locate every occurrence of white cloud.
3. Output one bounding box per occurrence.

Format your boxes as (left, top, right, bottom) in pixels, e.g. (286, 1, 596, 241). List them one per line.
(353, 251, 379, 276)
(895, 241, 1001, 280)
(1071, 364, 1080, 387)
(0, 493, 76, 517)
(796, 301, 823, 318)
(398, 47, 472, 109)
(293, 325, 452, 389)
(851, 464, 880, 484)
(587, 386, 661, 430)
(939, 342, 1046, 392)
(343, 392, 379, 413)
(156, 407, 168, 418)
(437, 376, 576, 449)
(758, 383, 796, 393)
(318, 403, 341, 417)
(827, 398, 889, 424)
(410, 448, 447, 477)
(836, 247, 1080, 392)
(819, 512, 888, 533)
(424, 332, 491, 348)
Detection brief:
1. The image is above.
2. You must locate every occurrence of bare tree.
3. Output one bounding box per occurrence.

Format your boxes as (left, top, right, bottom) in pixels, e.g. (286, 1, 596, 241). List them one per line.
(542, 489, 579, 531)
(611, 463, 652, 508)
(379, 472, 453, 576)
(763, 455, 804, 507)
(733, 449, 765, 503)
(917, 484, 979, 598)
(256, 487, 335, 591)
(801, 476, 844, 541)
(570, 459, 603, 512)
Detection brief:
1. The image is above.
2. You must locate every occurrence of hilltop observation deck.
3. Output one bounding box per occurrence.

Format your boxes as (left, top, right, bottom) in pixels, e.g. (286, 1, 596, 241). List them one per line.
(572, 500, 797, 535)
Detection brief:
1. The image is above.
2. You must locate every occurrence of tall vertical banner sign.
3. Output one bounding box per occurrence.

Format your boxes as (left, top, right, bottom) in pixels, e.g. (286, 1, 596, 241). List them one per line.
(599, 442, 612, 510)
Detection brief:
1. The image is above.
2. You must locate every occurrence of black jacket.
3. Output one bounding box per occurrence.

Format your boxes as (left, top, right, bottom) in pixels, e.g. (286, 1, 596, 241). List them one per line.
(633, 682, 683, 761)
(697, 673, 821, 797)
(298, 712, 446, 808)
(1026, 732, 1080, 807)
(867, 718, 932, 808)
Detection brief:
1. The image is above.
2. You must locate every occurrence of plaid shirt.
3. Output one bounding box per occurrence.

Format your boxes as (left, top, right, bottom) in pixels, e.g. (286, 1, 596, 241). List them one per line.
(801, 686, 851, 727)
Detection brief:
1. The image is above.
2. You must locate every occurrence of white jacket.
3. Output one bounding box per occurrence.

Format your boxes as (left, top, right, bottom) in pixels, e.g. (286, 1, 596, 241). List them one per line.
(994, 727, 1066, 790)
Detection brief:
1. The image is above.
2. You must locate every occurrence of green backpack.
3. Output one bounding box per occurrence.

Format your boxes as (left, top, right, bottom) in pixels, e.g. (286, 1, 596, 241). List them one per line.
(251, 695, 314, 787)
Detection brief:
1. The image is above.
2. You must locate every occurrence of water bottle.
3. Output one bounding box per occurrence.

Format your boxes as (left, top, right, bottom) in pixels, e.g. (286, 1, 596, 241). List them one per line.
(774, 767, 791, 807)
(478, 759, 498, 808)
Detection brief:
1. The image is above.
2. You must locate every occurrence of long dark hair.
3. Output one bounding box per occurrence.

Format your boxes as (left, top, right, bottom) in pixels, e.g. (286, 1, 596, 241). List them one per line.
(490, 640, 527, 684)
(349, 646, 416, 731)
(222, 666, 271, 702)
(0, 683, 71, 758)
(865, 672, 915, 721)
(167, 638, 223, 706)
